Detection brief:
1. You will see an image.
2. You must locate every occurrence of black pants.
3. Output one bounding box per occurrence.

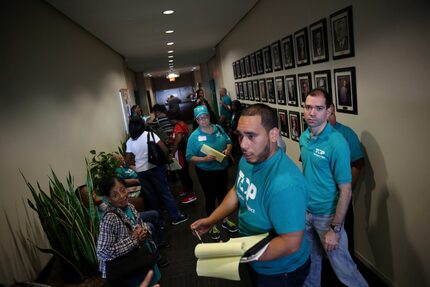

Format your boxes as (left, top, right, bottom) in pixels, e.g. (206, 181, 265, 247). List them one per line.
(247, 258, 310, 287)
(195, 167, 228, 215)
(177, 160, 193, 190)
(344, 200, 355, 257)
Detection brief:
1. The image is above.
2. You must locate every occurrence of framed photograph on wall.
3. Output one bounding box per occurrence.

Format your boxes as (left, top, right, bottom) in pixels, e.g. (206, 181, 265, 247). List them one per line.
(301, 112, 308, 133)
(314, 70, 332, 96)
(253, 80, 260, 102)
(278, 109, 289, 138)
(238, 82, 244, 100)
(235, 82, 239, 99)
(266, 78, 276, 104)
(240, 58, 246, 78)
(334, 67, 357, 114)
(298, 73, 312, 107)
(243, 81, 249, 100)
(294, 28, 310, 66)
(247, 81, 254, 101)
(275, 76, 286, 105)
(255, 50, 264, 75)
(330, 6, 354, 59)
(310, 18, 329, 63)
(289, 111, 301, 142)
(271, 41, 283, 71)
(263, 46, 273, 73)
(281, 35, 295, 69)
(235, 61, 241, 79)
(245, 56, 251, 77)
(250, 53, 257, 76)
(259, 79, 268, 102)
(233, 62, 238, 79)
(285, 75, 298, 107)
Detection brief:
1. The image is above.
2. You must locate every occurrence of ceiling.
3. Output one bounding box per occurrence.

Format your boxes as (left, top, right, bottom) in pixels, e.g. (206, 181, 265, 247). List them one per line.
(46, 0, 258, 76)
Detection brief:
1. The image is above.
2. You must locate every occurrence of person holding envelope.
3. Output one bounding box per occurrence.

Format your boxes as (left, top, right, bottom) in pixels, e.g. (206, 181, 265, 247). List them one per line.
(186, 105, 237, 240)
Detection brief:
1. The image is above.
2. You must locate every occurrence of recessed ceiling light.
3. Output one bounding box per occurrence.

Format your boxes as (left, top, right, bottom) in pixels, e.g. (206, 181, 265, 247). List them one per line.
(168, 55, 173, 58)
(168, 50, 174, 53)
(163, 10, 174, 15)
(167, 42, 174, 46)
(169, 60, 173, 63)
(165, 30, 174, 34)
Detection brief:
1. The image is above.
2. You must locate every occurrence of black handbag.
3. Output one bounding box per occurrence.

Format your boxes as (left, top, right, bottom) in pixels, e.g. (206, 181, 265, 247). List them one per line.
(147, 131, 169, 165)
(105, 211, 157, 282)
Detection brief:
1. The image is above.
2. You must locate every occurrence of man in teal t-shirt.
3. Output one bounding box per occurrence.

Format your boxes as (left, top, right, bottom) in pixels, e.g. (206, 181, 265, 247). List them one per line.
(219, 88, 232, 122)
(192, 104, 310, 287)
(300, 88, 367, 287)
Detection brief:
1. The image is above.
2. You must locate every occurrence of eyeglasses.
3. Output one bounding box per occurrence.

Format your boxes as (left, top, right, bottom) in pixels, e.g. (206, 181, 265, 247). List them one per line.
(197, 115, 210, 121)
(111, 186, 128, 201)
(304, 105, 326, 112)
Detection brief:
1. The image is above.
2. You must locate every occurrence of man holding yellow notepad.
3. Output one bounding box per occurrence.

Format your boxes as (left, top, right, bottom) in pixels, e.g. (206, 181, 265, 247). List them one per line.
(186, 105, 237, 240)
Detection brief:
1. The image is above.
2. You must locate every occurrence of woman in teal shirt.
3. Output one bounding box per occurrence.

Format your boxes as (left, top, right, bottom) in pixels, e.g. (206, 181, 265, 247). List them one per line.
(186, 105, 237, 240)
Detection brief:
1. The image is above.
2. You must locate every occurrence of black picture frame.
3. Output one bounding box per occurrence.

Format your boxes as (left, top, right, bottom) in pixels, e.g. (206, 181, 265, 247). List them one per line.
(235, 61, 241, 79)
(278, 109, 289, 138)
(301, 112, 308, 133)
(245, 56, 252, 77)
(238, 82, 244, 100)
(271, 41, 283, 71)
(252, 80, 260, 102)
(330, 6, 355, 59)
(289, 111, 301, 142)
(233, 62, 238, 79)
(247, 81, 254, 101)
(243, 81, 249, 100)
(240, 58, 246, 78)
(250, 53, 257, 76)
(314, 70, 332, 96)
(255, 50, 264, 75)
(285, 75, 298, 107)
(281, 35, 295, 70)
(294, 27, 310, 66)
(259, 79, 268, 102)
(310, 18, 329, 64)
(275, 76, 286, 105)
(235, 82, 239, 99)
(334, 67, 357, 114)
(263, 46, 273, 73)
(298, 73, 312, 107)
(266, 78, 276, 104)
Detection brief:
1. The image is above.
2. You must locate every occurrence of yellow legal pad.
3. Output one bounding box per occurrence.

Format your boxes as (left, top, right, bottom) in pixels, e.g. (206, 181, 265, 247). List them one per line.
(200, 144, 226, 162)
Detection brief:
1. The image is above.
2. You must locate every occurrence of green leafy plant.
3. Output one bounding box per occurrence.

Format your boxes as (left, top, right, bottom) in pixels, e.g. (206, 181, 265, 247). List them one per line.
(88, 150, 120, 194)
(118, 132, 129, 156)
(23, 168, 99, 280)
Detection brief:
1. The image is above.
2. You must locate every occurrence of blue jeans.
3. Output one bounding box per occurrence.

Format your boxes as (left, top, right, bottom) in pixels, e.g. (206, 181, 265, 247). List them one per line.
(137, 165, 182, 220)
(247, 258, 310, 287)
(304, 213, 368, 287)
(139, 210, 163, 246)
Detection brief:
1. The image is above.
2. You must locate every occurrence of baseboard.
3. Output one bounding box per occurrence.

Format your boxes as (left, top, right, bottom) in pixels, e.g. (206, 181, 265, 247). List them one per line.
(354, 250, 396, 287)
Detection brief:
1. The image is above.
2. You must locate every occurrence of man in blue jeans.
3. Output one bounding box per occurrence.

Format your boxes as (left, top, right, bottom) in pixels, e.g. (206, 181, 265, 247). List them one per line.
(192, 104, 310, 287)
(300, 88, 368, 286)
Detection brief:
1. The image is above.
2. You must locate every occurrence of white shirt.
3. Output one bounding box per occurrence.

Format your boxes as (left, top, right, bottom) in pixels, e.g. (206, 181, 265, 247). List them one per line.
(126, 131, 160, 172)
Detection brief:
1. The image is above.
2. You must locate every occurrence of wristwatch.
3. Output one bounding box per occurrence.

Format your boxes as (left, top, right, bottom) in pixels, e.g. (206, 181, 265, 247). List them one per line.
(330, 224, 342, 233)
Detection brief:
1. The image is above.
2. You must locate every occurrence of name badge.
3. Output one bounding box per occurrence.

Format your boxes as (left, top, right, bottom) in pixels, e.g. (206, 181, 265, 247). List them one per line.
(198, 136, 207, 142)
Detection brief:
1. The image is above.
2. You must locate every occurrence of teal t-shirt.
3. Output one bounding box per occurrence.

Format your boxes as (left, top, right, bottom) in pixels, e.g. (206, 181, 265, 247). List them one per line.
(220, 95, 232, 121)
(333, 122, 364, 162)
(115, 167, 139, 179)
(186, 124, 232, 170)
(236, 149, 309, 275)
(299, 123, 352, 215)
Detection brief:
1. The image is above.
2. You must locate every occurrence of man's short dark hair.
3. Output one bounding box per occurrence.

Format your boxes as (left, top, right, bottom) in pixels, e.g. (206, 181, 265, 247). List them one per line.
(153, 104, 167, 114)
(240, 103, 278, 132)
(307, 88, 333, 108)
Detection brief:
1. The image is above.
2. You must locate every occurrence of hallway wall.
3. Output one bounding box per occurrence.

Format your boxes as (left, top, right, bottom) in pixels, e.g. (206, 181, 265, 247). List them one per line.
(216, 0, 430, 286)
(0, 0, 133, 284)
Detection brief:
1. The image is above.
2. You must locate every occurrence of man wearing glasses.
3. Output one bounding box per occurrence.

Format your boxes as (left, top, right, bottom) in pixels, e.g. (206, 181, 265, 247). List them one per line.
(300, 88, 368, 286)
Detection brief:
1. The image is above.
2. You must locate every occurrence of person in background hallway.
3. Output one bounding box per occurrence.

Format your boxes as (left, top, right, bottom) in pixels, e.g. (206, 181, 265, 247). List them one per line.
(148, 104, 174, 143)
(299, 88, 368, 287)
(186, 105, 237, 240)
(168, 114, 196, 204)
(125, 117, 188, 226)
(193, 89, 218, 130)
(328, 104, 365, 257)
(219, 87, 232, 122)
(191, 104, 310, 287)
(166, 95, 181, 119)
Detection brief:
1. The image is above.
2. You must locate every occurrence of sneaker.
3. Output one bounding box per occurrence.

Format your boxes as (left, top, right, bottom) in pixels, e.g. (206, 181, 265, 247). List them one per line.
(171, 213, 189, 225)
(181, 195, 197, 204)
(178, 190, 187, 197)
(222, 219, 238, 233)
(209, 226, 221, 240)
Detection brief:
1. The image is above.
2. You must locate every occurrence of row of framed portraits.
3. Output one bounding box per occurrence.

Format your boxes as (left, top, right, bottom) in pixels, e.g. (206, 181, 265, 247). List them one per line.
(235, 66, 357, 115)
(232, 6, 354, 79)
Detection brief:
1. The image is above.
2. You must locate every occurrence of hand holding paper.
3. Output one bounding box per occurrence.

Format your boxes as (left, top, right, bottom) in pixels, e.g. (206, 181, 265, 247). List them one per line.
(200, 144, 225, 162)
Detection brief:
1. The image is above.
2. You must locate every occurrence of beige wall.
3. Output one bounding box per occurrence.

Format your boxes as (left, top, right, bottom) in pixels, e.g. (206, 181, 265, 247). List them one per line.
(217, 0, 430, 286)
(0, 0, 132, 284)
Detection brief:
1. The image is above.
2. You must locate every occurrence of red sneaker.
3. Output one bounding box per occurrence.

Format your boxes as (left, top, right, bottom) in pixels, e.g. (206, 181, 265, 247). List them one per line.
(181, 195, 197, 204)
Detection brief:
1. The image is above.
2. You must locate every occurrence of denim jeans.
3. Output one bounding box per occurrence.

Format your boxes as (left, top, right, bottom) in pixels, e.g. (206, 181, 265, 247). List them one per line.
(247, 258, 310, 287)
(139, 210, 163, 246)
(304, 213, 368, 287)
(137, 165, 182, 220)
